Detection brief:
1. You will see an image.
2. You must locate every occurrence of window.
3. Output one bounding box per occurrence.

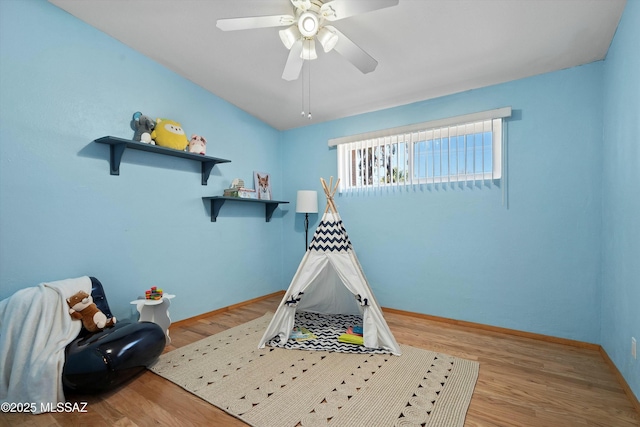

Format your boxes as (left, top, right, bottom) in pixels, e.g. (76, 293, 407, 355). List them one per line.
(331, 108, 511, 193)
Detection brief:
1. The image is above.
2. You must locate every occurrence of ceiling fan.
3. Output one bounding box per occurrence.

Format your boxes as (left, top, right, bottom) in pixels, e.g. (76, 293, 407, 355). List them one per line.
(216, 0, 399, 81)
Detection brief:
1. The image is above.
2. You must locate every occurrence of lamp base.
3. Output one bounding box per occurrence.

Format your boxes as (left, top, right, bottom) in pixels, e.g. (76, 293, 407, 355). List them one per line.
(304, 213, 310, 251)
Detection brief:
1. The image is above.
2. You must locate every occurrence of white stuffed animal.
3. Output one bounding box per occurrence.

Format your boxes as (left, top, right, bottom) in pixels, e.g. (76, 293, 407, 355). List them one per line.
(188, 134, 207, 155)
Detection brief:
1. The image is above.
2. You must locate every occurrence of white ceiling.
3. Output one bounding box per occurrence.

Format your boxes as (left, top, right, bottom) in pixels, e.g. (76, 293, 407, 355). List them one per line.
(48, 0, 626, 131)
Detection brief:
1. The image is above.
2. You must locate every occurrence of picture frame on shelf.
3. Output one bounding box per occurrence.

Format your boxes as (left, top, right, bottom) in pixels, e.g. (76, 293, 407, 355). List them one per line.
(253, 171, 272, 200)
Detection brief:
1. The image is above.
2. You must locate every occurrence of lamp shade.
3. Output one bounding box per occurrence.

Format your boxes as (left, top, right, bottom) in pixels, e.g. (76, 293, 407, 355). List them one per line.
(279, 25, 301, 50)
(317, 26, 338, 53)
(300, 39, 317, 60)
(296, 190, 318, 213)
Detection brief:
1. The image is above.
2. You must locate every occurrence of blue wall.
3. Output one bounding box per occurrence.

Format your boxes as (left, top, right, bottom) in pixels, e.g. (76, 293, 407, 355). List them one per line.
(1, 0, 637, 400)
(0, 0, 287, 322)
(282, 64, 604, 345)
(601, 0, 640, 400)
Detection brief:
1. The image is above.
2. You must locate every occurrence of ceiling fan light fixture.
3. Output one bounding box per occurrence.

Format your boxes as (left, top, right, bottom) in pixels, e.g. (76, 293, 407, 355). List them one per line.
(298, 12, 319, 37)
(291, 0, 312, 11)
(300, 39, 317, 60)
(317, 26, 338, 52)
(279, 25, 301, 50)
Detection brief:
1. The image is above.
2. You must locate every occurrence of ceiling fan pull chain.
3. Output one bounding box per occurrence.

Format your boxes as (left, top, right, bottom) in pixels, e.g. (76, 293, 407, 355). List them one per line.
(301, 61, 305, 117)
(307, 50, 312, 120)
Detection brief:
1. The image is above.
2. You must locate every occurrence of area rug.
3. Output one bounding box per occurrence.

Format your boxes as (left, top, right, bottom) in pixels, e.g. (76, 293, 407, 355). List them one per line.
(149, 313, 479, 427)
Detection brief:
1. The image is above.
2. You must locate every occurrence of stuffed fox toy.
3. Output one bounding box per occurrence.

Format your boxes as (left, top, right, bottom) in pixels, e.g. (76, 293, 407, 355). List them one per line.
(67, 290, 116, 332)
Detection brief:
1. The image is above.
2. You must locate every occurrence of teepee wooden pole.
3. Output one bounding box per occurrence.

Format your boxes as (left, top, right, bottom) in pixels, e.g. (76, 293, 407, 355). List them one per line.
(321, 178, 331, 214)
(320, 177, 340, 215)
(330, 179, 339, 214)
(332, 178, 340, 197)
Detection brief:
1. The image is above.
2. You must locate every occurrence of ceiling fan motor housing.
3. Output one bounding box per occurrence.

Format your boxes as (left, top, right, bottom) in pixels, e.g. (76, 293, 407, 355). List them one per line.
(298, 12, 319, 37)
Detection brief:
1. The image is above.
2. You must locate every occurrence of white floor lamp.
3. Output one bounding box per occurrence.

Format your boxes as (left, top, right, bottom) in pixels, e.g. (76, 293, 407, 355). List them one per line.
(296, 190, 318, 251)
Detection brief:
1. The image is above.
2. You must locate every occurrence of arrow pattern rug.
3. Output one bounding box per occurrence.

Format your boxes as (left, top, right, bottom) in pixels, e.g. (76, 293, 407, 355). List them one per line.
(148, 313, 479, 427)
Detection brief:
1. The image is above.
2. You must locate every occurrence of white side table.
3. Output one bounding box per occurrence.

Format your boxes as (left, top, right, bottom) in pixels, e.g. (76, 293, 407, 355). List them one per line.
(130, 294, 175, 345)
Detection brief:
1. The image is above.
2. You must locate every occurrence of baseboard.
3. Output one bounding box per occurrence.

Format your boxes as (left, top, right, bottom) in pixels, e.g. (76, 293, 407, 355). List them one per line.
(381, 306, 600, 350)
(599, 347, 640, 415)
(172, 290, 285, 328)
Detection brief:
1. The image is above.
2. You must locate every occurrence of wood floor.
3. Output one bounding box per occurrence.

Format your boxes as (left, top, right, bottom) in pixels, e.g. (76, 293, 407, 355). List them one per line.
(3, 294, 638, 427)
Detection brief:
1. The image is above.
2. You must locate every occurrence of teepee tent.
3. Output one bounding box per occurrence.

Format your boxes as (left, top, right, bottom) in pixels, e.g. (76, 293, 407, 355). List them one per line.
(258, 178, 401, 355)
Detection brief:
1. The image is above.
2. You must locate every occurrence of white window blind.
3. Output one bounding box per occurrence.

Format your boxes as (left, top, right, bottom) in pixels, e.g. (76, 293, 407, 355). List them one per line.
(332, 107, 511, 194)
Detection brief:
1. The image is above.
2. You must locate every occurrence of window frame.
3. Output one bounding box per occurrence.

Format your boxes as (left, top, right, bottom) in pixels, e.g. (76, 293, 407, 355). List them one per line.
(330, 107, 511, 193)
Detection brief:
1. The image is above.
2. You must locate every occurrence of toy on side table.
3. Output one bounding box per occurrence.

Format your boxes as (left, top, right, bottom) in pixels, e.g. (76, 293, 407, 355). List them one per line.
(67, 290, 116, 333)
(145, 286, 164, 300)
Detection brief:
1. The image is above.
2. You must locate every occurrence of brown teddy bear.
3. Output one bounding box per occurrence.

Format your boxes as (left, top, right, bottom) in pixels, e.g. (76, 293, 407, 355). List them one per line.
(67, 290, 116, 332)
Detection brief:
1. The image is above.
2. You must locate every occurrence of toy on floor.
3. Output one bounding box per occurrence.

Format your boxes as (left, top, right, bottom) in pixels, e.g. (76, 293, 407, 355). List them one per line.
(151, 118, 189, 151)
(67, 290, 116, 332)
(290, 326, 316, 341)
(145, 286, 164, 300)
(338, 333, 364, 345)
(338, 325, 364, 345)
(346, 326, 363, 336)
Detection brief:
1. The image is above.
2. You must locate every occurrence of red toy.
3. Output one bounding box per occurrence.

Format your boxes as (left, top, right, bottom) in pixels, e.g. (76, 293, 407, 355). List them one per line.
(145, 286, 164, 300)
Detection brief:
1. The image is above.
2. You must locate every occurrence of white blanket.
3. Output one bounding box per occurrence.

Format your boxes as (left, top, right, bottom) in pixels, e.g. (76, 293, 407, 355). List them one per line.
(0, 276, 91, 414)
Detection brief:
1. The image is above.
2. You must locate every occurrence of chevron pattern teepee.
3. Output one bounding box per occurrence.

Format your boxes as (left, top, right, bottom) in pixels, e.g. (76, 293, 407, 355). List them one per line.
(258, 178, 401, 355)
(308, 218, 351, 253)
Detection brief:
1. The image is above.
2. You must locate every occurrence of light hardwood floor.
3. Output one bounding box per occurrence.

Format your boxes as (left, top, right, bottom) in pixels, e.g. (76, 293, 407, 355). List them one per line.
(2, 294, 638, 427)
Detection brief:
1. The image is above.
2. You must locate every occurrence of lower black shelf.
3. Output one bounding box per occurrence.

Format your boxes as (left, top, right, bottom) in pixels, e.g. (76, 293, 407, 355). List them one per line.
(202, 197, 289, 222)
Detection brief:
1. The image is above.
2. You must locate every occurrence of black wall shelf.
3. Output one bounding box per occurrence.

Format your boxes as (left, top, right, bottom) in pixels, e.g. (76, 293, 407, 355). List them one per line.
(94, 136, 231, 185)
(202, 197, 289, 222)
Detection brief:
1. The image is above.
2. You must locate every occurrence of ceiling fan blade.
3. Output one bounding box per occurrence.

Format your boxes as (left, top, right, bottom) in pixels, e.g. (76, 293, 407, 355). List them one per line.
(321, 0, 399, 21)
(216, 15, 294, 31)
(331, 27, 378, 74)
(282, 40, 305, 81)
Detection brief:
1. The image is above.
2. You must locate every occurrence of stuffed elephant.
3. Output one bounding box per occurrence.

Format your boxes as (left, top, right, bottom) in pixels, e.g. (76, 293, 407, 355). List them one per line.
(132, 111, 156, 143)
